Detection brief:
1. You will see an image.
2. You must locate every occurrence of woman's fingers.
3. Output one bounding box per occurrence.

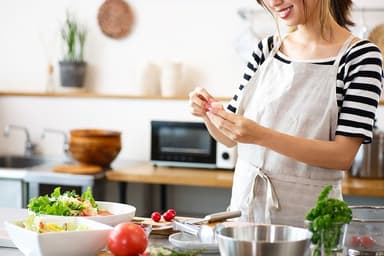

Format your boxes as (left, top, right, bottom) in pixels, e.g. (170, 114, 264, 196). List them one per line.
(188, 87, 218, 116)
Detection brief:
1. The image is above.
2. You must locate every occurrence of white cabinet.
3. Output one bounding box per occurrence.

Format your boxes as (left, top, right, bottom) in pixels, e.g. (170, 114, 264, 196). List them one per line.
(0, 179, 26, 208)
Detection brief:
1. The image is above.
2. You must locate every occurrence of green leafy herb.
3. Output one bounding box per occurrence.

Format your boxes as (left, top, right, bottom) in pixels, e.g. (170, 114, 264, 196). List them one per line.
(306, 185, 352, 256)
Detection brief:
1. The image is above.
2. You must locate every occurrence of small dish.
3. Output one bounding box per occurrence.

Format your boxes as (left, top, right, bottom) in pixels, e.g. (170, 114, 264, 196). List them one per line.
(168, 232, 219, 254)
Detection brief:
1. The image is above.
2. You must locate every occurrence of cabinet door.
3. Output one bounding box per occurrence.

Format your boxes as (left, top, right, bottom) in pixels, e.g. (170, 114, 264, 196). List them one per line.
(0, 179, 25, 208)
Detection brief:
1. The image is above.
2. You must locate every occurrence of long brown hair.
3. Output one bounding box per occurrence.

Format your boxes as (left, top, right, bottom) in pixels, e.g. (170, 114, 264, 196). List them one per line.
(256, 0, 354, 35)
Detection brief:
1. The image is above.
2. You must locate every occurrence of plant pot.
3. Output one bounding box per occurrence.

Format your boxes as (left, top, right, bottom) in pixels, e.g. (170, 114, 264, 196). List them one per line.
(59, 61, 87, 88)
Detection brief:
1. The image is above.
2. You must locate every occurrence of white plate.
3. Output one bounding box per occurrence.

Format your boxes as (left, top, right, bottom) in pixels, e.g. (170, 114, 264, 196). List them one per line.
(169, 232, 219, 254)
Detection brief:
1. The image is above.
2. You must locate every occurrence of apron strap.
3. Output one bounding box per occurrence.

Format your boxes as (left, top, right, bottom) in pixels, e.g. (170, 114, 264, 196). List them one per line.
(247, 166, 280, 223)
(333, 34, 355, 67)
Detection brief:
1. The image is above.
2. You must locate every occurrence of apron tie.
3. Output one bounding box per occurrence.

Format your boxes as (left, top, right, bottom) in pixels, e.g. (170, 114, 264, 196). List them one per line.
(247, 167, 280, 223)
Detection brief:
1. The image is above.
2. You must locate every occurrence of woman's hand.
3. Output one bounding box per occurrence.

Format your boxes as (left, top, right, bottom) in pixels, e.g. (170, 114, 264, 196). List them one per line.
(207, 102, 264, 144)
(188, 87, 217, 118)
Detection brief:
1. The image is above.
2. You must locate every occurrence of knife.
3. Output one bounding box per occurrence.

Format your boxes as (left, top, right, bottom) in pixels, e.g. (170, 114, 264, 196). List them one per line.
(183, 210, 242, 225)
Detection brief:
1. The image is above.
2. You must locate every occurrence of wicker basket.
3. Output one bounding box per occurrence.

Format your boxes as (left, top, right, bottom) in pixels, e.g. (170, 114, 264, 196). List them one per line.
(97, 0, 134, 39)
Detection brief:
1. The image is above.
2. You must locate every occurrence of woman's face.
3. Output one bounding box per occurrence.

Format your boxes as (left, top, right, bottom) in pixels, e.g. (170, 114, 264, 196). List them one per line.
(262, 0, 319, 27)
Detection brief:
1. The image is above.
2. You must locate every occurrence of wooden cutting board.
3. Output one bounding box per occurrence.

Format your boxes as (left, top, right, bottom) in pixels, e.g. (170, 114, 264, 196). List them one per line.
(53, 164, 103, 174)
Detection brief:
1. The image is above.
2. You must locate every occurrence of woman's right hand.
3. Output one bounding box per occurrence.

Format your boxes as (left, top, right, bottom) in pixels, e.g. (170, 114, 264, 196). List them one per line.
(188, 87, 217, 118)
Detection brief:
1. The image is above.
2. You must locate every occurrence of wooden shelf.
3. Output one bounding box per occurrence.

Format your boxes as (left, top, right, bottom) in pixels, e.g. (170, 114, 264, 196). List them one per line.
(0, 91, 231, 101)
(0, 91, 382, 105)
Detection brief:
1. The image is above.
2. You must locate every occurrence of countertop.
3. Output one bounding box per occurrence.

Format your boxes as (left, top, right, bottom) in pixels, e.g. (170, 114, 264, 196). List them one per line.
(107, 163, 384, 197)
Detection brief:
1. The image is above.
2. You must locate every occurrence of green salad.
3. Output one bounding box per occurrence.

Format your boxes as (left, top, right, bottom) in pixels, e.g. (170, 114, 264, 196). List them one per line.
(16, 214, 88, 233)
(28, 187, 105, 216)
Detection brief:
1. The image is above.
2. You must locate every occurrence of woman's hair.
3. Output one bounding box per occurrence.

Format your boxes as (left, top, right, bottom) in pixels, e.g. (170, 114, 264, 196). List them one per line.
(256, 0, 354, 36)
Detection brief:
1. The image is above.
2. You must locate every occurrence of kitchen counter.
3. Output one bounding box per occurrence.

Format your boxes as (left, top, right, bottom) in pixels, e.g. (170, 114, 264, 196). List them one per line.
(106, 163, 384, 197)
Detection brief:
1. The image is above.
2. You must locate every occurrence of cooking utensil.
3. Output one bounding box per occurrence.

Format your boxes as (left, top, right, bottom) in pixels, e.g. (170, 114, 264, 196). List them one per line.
(351, 126, 384, 178)
(172, 220, 223, 243)
(368, 24, 384, 59)
(184, 210, 242, 225)
(345, 206, 384, 255)
(216, 224, 312, 256)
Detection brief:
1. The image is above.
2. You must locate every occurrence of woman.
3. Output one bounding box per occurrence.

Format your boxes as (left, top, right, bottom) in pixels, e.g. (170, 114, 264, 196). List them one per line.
(189, 0, 383, 227)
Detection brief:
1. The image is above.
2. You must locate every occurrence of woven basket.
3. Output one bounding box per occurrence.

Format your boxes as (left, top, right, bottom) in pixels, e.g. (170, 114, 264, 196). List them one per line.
(97, 0, 134, 39)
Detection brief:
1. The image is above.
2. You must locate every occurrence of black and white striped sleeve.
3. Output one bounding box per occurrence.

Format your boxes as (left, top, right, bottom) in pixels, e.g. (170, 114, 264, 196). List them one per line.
(336, 40, 383, 144)
(227, 36, 274, 114)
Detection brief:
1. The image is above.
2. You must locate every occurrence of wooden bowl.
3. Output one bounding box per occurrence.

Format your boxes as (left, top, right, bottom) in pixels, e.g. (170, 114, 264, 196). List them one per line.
(69, 129, 122, 167)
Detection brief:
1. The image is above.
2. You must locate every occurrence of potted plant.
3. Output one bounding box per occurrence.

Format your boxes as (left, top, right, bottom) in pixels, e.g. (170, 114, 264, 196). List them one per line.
(59, 12, 87, 88)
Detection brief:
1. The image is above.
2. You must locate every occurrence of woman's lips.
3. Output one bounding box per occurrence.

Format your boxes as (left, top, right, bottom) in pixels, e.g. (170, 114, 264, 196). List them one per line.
(277, 6, 293, 19)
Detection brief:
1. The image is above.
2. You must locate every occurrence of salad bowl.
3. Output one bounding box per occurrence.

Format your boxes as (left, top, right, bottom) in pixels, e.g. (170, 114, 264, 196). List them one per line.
(5, 215, 113, 256)
(28, 187, 136, 226)
(30, 201, 136, 227)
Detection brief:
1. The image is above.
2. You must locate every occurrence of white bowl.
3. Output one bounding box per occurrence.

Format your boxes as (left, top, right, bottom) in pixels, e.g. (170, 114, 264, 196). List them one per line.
(31, 201, 136, 227)
(5, 216, 113, 256)
(88, 201, 136, 226)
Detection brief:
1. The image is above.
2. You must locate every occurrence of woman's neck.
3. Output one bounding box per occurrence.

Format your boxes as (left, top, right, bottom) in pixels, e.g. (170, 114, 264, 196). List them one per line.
(280, 20, 352, 60)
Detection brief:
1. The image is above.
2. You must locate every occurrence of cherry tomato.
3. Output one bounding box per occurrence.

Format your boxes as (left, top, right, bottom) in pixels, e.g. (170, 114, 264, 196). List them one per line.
(349, 236, 361, 247)
(360, 236, 375, 249)
(151, 211, 161, 222)
(163, 209, 176, 221)
(167, 208, 176, 216)
(108, 222, 148, 256)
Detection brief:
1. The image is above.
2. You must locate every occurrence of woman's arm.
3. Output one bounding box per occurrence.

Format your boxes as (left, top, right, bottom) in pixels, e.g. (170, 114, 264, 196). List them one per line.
(207, 107, 363, 170)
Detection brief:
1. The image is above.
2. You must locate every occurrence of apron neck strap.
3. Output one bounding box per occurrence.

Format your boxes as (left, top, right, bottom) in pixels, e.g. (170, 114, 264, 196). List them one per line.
(270, 34, 284, 56)
(333, 34, 355, 67)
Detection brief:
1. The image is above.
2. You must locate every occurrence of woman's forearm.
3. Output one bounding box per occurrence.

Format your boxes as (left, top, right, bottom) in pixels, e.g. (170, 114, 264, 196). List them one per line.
(257, 126, 363, 170)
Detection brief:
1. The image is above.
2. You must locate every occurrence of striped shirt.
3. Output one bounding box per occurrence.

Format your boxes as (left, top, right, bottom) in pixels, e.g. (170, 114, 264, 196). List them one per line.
(227, 36, 383, 143)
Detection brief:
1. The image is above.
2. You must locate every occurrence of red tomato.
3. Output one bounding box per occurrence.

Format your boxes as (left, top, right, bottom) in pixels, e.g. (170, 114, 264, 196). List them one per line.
(151, 211, 161, 222)
(108, 223, 148, 256)
(349, 236, 361, 247)
(162, 210, 176, 221)
(167, 208, 176, 216)
(360, 236, 375, 249)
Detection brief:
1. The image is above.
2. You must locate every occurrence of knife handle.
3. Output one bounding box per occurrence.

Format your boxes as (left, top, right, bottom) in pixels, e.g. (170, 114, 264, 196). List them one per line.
(205, 210, 241, 223)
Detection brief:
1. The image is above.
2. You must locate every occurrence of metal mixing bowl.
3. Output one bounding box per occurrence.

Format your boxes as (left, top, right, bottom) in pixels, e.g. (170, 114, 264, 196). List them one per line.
(217, 224, 312, 256)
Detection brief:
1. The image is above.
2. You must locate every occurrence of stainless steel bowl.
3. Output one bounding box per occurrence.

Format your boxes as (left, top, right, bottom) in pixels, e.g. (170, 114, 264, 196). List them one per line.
(217, 224, 312, 256)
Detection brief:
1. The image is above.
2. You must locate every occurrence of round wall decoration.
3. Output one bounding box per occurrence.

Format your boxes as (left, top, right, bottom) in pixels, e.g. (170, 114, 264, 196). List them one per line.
(97, 0, 134, 39)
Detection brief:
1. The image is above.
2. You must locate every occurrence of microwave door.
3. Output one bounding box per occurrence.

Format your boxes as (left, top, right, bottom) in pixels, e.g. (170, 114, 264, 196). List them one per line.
(151, 121, 217, 168)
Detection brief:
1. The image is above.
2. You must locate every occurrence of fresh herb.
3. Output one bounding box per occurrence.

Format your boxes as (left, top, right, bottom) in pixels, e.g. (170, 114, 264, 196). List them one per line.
(28, 187, 97, 216)
(306, 185, 352, 256)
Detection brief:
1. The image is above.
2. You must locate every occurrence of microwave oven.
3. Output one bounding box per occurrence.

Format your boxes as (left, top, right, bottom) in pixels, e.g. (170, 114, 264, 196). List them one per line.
(150, 120, 237, 169)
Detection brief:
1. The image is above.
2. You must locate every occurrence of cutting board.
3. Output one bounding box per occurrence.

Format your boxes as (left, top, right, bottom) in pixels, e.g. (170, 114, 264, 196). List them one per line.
(53, 164, 103, 174)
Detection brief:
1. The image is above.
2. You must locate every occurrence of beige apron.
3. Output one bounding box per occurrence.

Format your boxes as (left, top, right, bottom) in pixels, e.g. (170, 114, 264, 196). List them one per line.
(229, 35, 355, 227)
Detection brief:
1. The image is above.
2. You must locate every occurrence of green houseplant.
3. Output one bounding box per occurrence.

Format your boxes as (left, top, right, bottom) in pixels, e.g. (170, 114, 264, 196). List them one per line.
(59, 12, 87, 88)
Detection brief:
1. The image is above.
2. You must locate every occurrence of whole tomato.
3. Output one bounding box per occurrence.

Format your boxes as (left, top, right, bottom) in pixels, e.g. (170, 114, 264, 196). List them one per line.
(108, 222, 148, 256)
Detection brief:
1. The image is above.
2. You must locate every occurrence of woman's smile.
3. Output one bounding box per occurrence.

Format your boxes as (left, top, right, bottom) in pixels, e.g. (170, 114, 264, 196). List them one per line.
(276, 5, 293, 19)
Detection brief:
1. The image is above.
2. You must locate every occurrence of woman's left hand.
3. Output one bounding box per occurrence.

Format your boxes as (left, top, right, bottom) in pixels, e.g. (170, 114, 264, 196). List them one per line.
(207, 102, 264, 144)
